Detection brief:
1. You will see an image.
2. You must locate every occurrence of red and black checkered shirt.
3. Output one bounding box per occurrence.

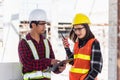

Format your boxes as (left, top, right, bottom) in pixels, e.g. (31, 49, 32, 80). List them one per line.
(18, 33, 55, 74)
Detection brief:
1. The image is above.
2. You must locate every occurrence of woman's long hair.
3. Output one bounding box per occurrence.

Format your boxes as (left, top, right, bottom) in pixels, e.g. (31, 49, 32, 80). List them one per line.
(69, 24, 95, 43)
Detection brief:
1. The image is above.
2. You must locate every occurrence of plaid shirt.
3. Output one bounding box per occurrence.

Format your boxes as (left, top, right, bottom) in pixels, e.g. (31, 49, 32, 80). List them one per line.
(18, 33, 55, 75)
(65, 39, 103, 80)
(85, 40, 103, 80)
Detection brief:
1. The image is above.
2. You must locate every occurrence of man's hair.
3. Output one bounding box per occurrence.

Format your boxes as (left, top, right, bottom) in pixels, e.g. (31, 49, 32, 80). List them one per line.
(30, 21, 39, 28)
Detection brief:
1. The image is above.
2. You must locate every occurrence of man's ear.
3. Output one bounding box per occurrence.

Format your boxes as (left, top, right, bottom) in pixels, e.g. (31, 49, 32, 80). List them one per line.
(31, 23, 37, 28)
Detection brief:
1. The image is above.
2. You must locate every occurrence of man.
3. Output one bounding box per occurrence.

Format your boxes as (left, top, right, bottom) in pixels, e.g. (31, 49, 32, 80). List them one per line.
(18, 9, 60, 80)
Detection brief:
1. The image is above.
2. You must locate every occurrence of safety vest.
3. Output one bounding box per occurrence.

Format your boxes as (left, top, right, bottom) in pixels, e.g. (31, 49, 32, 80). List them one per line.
(69, 38, 95, 80)
(23, 37, 51, 80)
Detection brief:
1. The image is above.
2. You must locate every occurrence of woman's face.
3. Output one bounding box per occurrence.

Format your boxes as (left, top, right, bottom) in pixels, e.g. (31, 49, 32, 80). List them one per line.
(73, 24, 86, 39)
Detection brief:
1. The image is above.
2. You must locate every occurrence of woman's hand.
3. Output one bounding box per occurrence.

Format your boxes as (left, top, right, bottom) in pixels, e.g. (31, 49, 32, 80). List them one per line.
(51, 59, 60, 65)
(62, 38, 70, 48)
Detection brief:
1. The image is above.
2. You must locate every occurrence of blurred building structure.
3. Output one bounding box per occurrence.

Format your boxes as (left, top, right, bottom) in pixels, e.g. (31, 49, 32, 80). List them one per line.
(0, 0, 3, 47)
(109, 0, 120, 80)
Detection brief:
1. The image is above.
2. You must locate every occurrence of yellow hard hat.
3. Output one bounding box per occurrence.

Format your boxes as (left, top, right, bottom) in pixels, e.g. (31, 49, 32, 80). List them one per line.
(72, 13, 91, 25)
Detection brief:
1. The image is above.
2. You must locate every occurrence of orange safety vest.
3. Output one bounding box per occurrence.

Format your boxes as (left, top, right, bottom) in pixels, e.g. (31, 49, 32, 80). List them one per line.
(69, 38, 96, 80)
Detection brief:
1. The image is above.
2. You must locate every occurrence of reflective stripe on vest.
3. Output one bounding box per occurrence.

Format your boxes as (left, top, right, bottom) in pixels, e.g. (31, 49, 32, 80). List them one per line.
(23, 37, 50, 79)
(69, 38, 95, 80)
(71, 53, 90, 74)
(43, 39, 50, 58)
(23, 37, 50, 59)
(70, 67, 89, 74)
(24, 71, 51, 80)
(74, 54, 90, 60)
(27, 40, 39, 60)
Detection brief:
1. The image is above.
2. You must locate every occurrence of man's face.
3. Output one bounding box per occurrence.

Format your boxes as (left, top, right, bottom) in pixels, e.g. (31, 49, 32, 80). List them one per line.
(34, 21, 47, 34)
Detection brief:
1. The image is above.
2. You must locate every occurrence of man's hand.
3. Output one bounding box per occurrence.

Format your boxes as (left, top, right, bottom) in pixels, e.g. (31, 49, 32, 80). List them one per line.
(58, 63, 66, 72)
(51, 59, 60, 65)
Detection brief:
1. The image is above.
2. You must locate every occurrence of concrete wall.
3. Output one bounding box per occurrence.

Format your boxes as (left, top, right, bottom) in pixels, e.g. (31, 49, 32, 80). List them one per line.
(117, 0, 120, 79)
(109, 0, 118, 80)
(0, 63, 23, 80)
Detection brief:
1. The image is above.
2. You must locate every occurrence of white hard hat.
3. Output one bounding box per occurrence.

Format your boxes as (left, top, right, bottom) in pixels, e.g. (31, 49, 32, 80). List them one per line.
(29, 9, 47, 22)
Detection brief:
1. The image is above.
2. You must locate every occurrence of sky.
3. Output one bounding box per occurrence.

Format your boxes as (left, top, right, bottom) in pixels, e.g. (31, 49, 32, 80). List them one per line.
(3, 0, 108, 24)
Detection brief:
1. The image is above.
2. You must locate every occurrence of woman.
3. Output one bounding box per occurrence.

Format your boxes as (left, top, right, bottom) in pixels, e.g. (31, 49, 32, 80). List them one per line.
(62, 13, 103, 80)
